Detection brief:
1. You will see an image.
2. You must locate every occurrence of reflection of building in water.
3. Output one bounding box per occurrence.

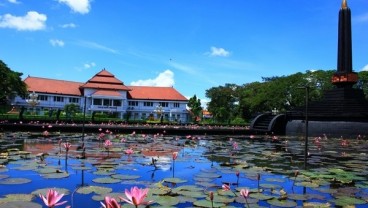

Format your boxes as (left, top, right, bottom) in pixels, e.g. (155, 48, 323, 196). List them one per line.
(13, 69, 189, 122)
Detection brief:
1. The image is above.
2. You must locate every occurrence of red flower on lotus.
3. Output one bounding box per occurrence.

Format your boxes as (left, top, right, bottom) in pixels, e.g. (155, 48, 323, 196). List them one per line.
(39, 189, 67, 208)
(101, 196, 120, 208)
(120, 186, 153, 207)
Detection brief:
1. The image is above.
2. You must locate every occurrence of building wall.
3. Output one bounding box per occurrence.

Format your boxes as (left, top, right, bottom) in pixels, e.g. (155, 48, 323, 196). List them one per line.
(13, 92, 189, 123)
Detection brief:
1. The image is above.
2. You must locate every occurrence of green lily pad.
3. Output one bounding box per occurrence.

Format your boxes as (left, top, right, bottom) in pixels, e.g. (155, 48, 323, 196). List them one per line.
(177, 190, 205, 198)
(331, 196, 367, 206)
(152, 195, 179, 206)
(249, 193, 274, 200)
(111, 174, 141, 180)
(267, 199, 297, 207)
(0, 201, 41, 208)
(31, 188, 70, 196)
(0, 178, 31, 185)
(163, 177, 187, 184)
(193, 199, 225, 208)
(92, 177, 121, 184)
(303, 202, 331, 207)
(76, 186, 113, 195)
(0, 194, 34, 203)
(41, 172, 69, 179)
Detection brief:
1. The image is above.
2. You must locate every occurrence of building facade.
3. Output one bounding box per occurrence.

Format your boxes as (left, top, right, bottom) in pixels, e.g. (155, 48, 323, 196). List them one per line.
(13, 69, 189, 123)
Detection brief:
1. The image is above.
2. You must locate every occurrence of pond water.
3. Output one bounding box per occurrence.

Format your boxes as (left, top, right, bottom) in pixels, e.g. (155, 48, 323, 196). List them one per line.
(0, 131, 367, 207)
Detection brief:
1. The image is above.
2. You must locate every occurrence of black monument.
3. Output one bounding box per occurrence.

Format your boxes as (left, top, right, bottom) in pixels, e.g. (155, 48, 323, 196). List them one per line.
(251, 0, 368, 137)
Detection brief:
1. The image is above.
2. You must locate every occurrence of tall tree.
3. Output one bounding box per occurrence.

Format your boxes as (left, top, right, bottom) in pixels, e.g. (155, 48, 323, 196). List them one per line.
(206, 84, 238, 123)
(187, 95, 203, 121)
(0, 60, 28, 105)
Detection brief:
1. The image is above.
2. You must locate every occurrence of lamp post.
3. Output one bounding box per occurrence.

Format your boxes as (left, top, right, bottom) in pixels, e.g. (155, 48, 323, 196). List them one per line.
(82, 96, 87, 142)
(26, 91, 40, 115)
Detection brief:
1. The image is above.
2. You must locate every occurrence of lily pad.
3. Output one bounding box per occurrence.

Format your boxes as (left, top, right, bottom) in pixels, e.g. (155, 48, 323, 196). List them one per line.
(0, 201, 41, 208)
(76, 186, 112, 195)
(0, 178, 31, 185)
(267, 199, 297, 207)
(152, 195, 179, 206)
(111, 174, 141, 180)
(249, 193, 274, 200)
(31, 187, 70, 196)
(331, 196, 367, 206)
(163, 177, 187, 184)
(0, 194, 34, 203)
(92, 177, 121, 184)
(193, 199, 225, 208)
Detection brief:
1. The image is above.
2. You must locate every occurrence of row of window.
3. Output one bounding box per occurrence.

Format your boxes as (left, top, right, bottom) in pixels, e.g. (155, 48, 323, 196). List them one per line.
(39, 95, 80, 103)
(129, 101, 180, 108)
(35, 95, 181, 108)
(92, 99, 122, 107)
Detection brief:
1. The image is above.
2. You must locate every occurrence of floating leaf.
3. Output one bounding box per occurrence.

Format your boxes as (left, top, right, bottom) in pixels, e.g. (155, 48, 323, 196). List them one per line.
(331, 196, 367, 206)
(303, 202, 331, 207)
(76, 186, 112, 195)
(41, 172, 69, 179)
(0, 178, 31, 185)
(0, 194, 34, 203)
(267, 199, 297, 207)
(249, 193, 274, 200)
(92, 177, 121, 184)
(163, 177, 187, 184)
(0, 201, 41, 208)
(193, 199, 225, 208)
(111, 174, 140, 180)
(152, 195, 179, 206)
(31, 188, 70, 196)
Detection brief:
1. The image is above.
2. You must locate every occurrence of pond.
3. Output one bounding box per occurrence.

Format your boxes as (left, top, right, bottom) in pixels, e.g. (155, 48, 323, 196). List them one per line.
(0, 130, 367, 207)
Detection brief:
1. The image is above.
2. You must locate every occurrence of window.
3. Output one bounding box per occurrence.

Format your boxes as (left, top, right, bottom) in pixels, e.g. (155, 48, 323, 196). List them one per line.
(113, 100, 122, 106)
(129, 101, 138, 106)
(39, 95, 48, 101)
(69, 97, 79, 103)
(103, 99, 111, 106)
(173, 102, 180, 108)
(53, 96, 64, 102)
(160, 102, 168, 107)
(144, 102, 153, 107)
(93, 99, 102, 105)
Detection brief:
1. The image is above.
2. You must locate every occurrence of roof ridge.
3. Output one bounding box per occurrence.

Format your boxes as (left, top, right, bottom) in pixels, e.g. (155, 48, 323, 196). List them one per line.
(25, 76, 84, 84)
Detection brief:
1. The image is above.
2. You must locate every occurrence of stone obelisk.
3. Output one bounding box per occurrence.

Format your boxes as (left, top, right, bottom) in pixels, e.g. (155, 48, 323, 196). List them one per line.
(332, 0, 358, 88)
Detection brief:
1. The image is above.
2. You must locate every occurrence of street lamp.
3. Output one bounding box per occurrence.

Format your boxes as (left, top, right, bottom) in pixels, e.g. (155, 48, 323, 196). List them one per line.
(26, 91, 40, 114)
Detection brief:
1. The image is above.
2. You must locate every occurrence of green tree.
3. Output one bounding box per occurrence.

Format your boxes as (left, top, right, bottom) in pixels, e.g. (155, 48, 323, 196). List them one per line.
(206, 83, 238, 123)
(0, 60, 28, 105)
(187, 95, 203, 122)
(64, 103, 80, 119)
(357, 71, 368, 99)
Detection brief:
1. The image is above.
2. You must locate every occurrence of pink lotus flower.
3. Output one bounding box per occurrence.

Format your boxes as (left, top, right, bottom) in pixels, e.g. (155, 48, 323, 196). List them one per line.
(39, 189, 67, 208)
(222, 184, 230, 191)
(120, 186, 152, 207)
(240, 188, 250, 208)
(43, 130, 49, 137)
(104, 140, 112, 149)
(63, 142, 71, 152)
(101, 196, 120, 208)
(125, 148, 134, 155)
(172, 152, 178, 160)
(240, 189, 249, 198)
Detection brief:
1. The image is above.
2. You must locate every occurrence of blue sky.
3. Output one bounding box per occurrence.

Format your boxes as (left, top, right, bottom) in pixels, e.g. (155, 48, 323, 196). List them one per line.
(0, 0, 367, 106)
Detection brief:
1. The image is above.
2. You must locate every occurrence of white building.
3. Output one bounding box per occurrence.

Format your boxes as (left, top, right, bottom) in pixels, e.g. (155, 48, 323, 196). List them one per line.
(13, 69, 189, 123)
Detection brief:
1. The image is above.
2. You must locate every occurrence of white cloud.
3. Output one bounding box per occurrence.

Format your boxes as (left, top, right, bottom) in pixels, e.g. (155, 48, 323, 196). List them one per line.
(355, 13, 368, 23)
(208, 46, 230, 57)
(58, 0, 91, 14)
(361, 64, 368, 71)
(60, 23, 76, 28)
(0, 11, 47, 31)
(130, 70, 175, 87)
(50, 39, 65, 47)
(8, 0, 20, 4)
(83, 62, 96, 69)
(77, 40, 119, 54)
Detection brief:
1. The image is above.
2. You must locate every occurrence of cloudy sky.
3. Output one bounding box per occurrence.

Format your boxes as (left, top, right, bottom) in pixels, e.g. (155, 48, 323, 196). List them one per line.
(0, 0, 367, 107)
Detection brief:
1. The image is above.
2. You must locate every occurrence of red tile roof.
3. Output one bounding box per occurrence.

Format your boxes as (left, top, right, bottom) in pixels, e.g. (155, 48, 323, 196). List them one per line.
(127, 86, 187, 101)
(24, 69, 188, 102)
(81, 69, 130, 91)
(24, 76, 83, 96)
(92, 90, 122, 97)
